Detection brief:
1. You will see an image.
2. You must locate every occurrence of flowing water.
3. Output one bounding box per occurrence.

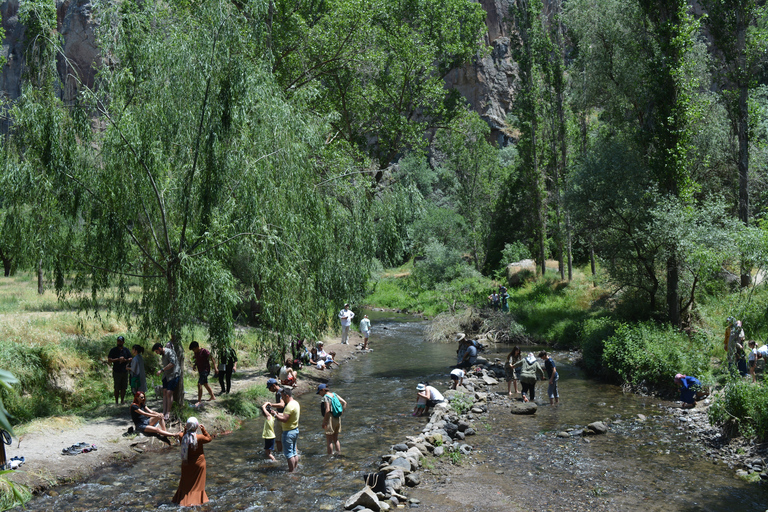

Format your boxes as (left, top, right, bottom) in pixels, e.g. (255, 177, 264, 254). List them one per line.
(24, 313, 768, 511)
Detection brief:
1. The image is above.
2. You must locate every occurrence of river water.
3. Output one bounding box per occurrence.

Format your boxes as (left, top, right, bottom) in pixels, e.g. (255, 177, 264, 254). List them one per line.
(23, 313, 768, 511)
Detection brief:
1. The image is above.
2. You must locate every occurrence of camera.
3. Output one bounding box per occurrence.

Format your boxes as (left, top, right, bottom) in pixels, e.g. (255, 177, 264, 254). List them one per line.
(265, 404, 273, 413)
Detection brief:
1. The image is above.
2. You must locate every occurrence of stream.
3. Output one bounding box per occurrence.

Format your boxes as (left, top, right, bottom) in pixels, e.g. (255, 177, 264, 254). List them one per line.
(23, 312, 768, 511)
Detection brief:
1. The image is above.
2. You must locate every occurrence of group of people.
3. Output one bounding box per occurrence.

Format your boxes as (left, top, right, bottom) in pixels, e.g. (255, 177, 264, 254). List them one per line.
(487, 286, 510, 312)
(502, 348, 559, 404)
(109, 336, 238, 420)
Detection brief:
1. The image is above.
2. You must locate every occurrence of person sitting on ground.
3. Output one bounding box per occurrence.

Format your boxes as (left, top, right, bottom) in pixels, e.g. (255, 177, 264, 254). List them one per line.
(129, 391, 177, 443)
(674, 373, 708, 409)
(450, 368, 465, 389)
(316, 341, 328, 360)
(279, 358, 297, 387)
(416, 383, 445, 416)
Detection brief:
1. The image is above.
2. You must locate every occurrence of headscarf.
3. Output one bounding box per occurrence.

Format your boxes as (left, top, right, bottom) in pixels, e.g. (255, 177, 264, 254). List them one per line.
(180, 417, 199, 461)
(674, 373, 684, 385)
(525, 353, 536, 364)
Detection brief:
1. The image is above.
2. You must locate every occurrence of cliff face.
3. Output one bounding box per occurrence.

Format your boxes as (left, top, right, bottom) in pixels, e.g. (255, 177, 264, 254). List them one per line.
(444, 0, 518, 146)
(1, 0, 516, 142)
(0, 0, 98, 103)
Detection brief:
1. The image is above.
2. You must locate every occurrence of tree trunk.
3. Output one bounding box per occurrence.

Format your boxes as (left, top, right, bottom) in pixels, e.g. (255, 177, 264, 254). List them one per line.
(37, 259, 44, 294)
(738, 82, 750, 287)
(167, 262, 185, 405)
(566, 213, 573, 282)
(667, 255, 680, 326)
(590, 243, 596, 287)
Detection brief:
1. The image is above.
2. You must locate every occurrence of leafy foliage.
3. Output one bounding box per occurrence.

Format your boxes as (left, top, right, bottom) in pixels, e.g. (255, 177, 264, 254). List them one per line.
(709, 380, 768, 440)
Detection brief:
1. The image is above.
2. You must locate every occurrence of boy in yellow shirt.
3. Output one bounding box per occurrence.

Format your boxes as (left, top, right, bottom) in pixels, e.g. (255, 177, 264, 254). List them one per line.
(260, 402, 277, 462)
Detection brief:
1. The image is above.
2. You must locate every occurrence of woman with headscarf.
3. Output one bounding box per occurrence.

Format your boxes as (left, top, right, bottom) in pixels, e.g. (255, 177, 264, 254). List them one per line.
(172, 417, 212, 506)
(515, 353, 545, 403)
(674, 374, 708, 409)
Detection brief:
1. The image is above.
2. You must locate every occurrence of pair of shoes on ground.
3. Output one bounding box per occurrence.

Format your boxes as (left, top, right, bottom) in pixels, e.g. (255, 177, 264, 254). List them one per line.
(62, 442, 97, 455)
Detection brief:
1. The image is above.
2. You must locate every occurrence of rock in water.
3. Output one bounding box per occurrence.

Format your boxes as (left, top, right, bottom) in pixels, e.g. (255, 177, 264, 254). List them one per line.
(510, 402, 538, 415)
(344, 488, 381, 511)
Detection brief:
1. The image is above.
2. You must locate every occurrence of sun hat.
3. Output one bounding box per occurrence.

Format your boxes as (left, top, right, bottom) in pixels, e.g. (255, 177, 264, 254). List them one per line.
(455, 333, 466, 342)
(317, 384, 327, 394)
(416, 383, 426, 391)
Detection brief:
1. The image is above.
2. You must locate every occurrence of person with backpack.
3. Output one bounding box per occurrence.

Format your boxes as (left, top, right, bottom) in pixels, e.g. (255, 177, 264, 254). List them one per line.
(317, 384, 347, 455)
(512, 353, 545, 403)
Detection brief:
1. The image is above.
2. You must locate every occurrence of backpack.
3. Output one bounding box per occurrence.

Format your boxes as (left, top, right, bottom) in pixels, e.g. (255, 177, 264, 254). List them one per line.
(329, 392, 343, 418)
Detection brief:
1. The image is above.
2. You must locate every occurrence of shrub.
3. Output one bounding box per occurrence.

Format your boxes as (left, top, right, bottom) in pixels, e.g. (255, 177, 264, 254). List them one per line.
(709, 380, 768, 440)
(412, 241, 478, 288)
(578, 317, 619, 378)
(601, 322, 710, 388)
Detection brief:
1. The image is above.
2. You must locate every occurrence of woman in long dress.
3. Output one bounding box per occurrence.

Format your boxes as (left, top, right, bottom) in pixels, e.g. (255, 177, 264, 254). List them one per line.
(172, 417, 212, 506)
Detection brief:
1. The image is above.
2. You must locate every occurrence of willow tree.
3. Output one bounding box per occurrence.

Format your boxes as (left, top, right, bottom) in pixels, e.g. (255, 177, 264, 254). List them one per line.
(8, 0, 370, 401)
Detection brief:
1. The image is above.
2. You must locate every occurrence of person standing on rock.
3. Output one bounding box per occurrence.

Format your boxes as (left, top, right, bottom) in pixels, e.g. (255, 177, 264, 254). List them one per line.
(317, 384, 347, 455)
(107, 335, 132, 405)
(515, 353, 544, 403)
(153, 342, 181, 421)
(359, 314, 371, 350)
(265, 378, 285, 453)
(189, 341, 217, 406)
(538, 351, 559, 405)
(339, 303, 355, 345)
(416, 383, 445, 416)
(272, 387, 301, 472)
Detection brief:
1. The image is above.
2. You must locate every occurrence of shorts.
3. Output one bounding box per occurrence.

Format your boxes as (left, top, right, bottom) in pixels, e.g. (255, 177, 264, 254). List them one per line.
(362, 330, 370, 338)
(198, 370, 210, 385)
(113, 372, 128, 392)
(282, 428, 299, 459)
(450, 374, 460, 381)
(427, 399, 444, 408)
(415, 403, 426, 409)
(162, 376, 180, 391)
(135, 423, 149, 434)
(264, 437, 275, 451)
(324, 416, 341, 436)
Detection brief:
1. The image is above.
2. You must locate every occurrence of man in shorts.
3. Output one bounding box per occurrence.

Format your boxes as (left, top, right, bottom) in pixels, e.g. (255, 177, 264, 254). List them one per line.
(317, 384, 347, 455)
(107, 335, 131, 404)
(273, 387, 301, 472)
(189, 341, 218, 405)
(450, 368, 465, 389)
(153, 342, 180, 421)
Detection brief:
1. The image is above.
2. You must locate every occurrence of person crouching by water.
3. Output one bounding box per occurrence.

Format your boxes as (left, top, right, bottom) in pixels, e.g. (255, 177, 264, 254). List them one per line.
(129, 391, 176, 444)
(416, 383, 445, 416)
(172, 417, 212, 506)
(271, 387, 301, 472)
(674, 373, 708, 409)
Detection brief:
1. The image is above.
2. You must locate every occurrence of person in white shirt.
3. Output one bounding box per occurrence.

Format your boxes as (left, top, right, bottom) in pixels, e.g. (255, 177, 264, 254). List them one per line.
(338, 303, 355, 345)
(359, 314, 371, 349)
(450, 368, 465, 389)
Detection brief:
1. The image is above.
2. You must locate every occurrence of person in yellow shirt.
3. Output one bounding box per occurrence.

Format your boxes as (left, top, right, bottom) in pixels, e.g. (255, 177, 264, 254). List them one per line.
(272, 387, 301, 472)
(260, 403, 276, 462)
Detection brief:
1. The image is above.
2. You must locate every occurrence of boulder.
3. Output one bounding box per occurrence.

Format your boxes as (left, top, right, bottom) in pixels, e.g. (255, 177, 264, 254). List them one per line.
(405, 473, 421, 487)
(344, 488, 381, 511)
(583, 421, 609, 435)
(392, 443, 409, 452)
(506, 259, 537, 285)
(482, 374, 499, 386)
(510, 402, 538, 415)
(433, 446, 445, 457)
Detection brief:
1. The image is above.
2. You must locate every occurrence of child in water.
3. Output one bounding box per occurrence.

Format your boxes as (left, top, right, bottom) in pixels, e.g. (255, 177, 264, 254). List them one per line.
(412, 393, 427, 416)
(260, 403, 277, 461)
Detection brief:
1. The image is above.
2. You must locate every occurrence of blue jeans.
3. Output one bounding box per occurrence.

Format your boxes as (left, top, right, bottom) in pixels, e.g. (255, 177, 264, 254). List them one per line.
(282, 428, 299, 459)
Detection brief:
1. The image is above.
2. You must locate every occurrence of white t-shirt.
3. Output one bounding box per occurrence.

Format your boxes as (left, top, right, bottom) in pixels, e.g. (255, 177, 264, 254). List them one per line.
(757, 345, 768, 359)
(450, 368, 465, 379)
(359, 317, 371, 333)
(426, 386, 444, 402)
(339, 308, 354, 327)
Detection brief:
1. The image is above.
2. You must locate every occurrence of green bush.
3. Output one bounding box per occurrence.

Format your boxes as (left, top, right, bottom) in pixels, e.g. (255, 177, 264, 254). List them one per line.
(601, 322, 710, 387)
(577, 316, 619, 378)
(709, 380, 768, 440)
(412, 241, 479, 287)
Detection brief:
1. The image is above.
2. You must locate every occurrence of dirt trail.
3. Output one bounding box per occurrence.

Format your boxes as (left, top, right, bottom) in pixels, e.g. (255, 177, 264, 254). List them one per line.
(4, 333, 362, 493)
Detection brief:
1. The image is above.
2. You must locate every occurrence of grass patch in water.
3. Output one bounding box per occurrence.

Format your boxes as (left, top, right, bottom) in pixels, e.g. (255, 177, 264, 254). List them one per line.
(221, 385, 271, 419)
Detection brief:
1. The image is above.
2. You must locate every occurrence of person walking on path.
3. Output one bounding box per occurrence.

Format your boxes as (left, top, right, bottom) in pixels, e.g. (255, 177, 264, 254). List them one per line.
(217, 345, 238, 395)
(317, 384, 347, 455)
(189, 341, 217, 406)
(107, 335, 132, 405)
(339, 303, 355, 345)
(505, 346, 522, 396)
(515, 353, 545, 403)
(416, 383, 445, 416)
(538, 351, 559, 405)
(129, 391, 177, 442)
(272, 387, 301, 472)
(265, 378, 285, 453)
(153, 342, 181, 421)
(260, 403, 277, 462)
(129, 344, 147, 395)
(360, 314, 371, 349)
(172, 417, 212, 506)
